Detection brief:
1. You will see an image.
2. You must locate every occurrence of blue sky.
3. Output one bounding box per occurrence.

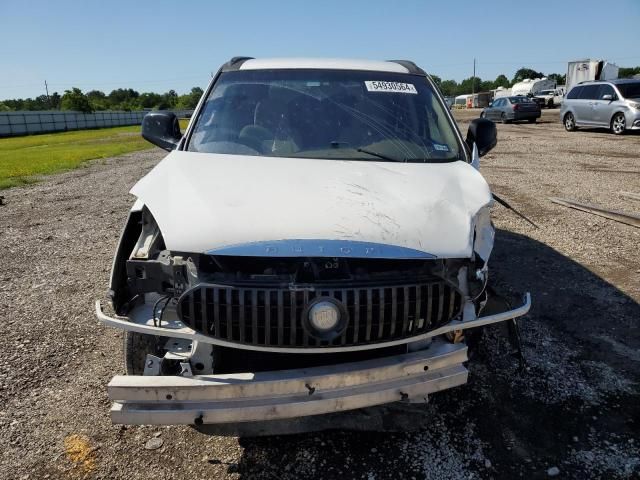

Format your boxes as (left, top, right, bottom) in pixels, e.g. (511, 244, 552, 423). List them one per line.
(1, 0, 639, 100)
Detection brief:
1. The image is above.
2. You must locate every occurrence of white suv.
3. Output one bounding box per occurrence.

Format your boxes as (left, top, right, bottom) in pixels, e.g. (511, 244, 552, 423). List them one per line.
(96, 57, 530, 433)
(534, 88, 565, 108)
(561, 79, 640, 134)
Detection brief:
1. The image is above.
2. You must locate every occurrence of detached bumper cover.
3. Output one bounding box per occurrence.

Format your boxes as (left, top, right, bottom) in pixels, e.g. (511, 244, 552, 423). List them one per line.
(109, 340, 468, 425)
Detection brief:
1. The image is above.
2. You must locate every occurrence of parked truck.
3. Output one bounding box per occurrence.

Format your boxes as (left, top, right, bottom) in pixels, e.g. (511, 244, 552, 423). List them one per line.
(533, 87, 566, 108)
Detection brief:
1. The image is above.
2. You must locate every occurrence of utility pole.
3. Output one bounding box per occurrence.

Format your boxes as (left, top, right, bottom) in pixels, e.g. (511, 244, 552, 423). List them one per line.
(44, 80, 50, 108)
(472, 58, 476, 95)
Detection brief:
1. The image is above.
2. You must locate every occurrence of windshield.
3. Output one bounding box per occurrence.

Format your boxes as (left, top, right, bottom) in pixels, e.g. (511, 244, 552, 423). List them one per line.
(616, 82, 640, 99)
(187, 70, 463, 163)
(537, 90, 553, 95)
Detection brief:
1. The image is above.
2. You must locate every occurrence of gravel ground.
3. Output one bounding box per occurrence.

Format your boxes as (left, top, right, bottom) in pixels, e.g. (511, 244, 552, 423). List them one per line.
(0, 109, 639, 479)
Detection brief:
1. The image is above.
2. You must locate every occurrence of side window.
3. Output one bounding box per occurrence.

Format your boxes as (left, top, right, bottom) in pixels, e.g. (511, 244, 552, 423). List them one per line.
(597, 84, 615, 100)
(567, 86, 582, 99)
(496, 99, 504, 107)
(579, 85, 600, 100)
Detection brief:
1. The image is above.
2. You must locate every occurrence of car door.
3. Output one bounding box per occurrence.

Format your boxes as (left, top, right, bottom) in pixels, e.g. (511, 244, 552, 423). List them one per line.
(488, 99, 501, 120)
(500, 98, 510, 119)
(574, 85, 600, 125)
(592, 84, 616, 126)
(499, 98, 510, 120)
(485, 99, 496, 120)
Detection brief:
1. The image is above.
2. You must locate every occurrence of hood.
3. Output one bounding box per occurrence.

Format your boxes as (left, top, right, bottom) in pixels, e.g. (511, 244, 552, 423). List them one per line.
(130, 151, 492, 259)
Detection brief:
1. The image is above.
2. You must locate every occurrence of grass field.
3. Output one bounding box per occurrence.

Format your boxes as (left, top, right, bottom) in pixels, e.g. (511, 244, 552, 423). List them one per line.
(0, 119, 191, 189)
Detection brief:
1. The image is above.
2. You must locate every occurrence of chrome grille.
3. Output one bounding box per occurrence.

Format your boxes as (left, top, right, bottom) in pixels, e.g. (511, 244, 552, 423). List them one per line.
(177, 281, 462, 348)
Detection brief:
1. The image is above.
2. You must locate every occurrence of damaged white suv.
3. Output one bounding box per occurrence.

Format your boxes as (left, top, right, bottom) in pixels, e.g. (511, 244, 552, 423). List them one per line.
(96, 57, 530, 432)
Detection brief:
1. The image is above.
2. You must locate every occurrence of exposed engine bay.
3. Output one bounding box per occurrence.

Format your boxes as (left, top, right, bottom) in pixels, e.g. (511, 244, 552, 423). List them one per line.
(112, 208, 488, 316)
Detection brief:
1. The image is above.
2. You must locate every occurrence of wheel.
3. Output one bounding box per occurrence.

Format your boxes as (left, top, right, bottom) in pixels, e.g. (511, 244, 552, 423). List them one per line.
(611, 113, 626, 135)
(528, 118, 536, 123)
(124, 331, 166, 375)
(564, 112, 576, 131)
(501, 113, 509, 124)
(480, 111, 485, 119)
(547, 99, 554, 109)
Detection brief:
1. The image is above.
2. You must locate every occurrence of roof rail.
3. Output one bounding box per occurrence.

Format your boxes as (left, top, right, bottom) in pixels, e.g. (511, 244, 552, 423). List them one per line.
(221, 57, 254, 72)
(386, 60, 427, 76)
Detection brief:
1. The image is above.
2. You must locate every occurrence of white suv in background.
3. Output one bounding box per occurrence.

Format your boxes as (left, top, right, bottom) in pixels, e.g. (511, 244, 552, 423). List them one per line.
(561, 79, 640, 135)
(534, 88, 565, 108)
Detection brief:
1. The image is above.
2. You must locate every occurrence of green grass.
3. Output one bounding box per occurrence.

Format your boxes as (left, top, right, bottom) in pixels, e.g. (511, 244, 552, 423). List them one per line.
(0, 118, 191, 189)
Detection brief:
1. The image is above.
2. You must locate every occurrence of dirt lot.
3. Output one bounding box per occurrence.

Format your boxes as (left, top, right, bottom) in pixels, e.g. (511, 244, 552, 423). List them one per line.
(1, 109, 639, 479)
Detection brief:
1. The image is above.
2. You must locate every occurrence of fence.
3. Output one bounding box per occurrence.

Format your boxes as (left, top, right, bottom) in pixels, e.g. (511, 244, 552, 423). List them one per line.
(0, 109, 194, 138)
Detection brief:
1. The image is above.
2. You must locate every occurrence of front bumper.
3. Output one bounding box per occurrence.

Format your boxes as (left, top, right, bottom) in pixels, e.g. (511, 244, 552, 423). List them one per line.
(108, 339, 468, 425)
(97, 294, 530, 426)
(628, 112, 640, 130)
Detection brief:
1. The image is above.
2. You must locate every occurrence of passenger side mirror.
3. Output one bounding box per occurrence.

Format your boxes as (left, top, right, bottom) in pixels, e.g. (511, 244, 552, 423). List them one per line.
(466, 118, 497, 157)
(602, 94, 613, 101)
(142, 112, 182, 151)
(488, 102, 493, 107)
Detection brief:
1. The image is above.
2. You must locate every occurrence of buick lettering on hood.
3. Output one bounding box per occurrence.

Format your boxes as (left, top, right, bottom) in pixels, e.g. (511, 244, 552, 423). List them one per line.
(96, 57, 530, 433)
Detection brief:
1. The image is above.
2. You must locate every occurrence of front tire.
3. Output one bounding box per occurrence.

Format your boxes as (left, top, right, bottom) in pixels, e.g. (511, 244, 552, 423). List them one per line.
(124, 331, 165, 375)
(564, 112, 576, 131)
(611, 113, 626, 135)
(480, 111, 485, 119)
(547, 99, 554, 109)
(501, 112, 509, 124)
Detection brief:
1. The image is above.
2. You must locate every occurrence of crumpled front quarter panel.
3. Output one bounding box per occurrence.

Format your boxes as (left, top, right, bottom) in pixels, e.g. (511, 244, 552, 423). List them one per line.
(130, 151, 492, 258)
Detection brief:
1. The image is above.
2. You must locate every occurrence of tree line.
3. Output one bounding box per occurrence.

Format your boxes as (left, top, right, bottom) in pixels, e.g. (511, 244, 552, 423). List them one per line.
(0, 87, 204, 113)
(432, 68, 560, 97)
(1, 66, 638, 112)
(432, 66, 640, 98)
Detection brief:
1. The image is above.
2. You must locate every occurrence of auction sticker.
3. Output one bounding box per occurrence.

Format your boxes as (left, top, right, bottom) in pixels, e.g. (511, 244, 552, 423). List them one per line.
(433, 143, 450, 152)
(365, 81, 417, 94)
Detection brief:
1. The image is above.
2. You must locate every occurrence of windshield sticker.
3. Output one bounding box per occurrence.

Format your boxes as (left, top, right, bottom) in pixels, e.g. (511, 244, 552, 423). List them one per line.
(365, 81, 418, 94)
(433, 144, 450, 152)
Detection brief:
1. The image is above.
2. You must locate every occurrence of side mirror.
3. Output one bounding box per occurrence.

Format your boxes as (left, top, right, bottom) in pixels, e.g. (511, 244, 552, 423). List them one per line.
(466, 118, 497, 157)
(142, 112, 182, 151)
(488, 102, 493, 107)
(602, 94, 613, 101)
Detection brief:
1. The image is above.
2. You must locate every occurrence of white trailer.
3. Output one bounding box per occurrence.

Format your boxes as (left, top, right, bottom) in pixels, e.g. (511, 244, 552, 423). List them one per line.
(492, 86, 511, 99)
(511, 78, 556, 97)
(453, 94, 473, 108)
(566, 60, 619, 90)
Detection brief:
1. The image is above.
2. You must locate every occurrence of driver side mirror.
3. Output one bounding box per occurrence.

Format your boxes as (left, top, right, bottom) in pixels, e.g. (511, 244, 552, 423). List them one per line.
(602, 94, 613, 101)
(142, 112, 182, 151)
(466, 118, 497, 157)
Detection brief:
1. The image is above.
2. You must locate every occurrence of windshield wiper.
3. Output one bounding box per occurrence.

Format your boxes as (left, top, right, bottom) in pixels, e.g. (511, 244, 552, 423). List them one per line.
(356, 147, 405, 163)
